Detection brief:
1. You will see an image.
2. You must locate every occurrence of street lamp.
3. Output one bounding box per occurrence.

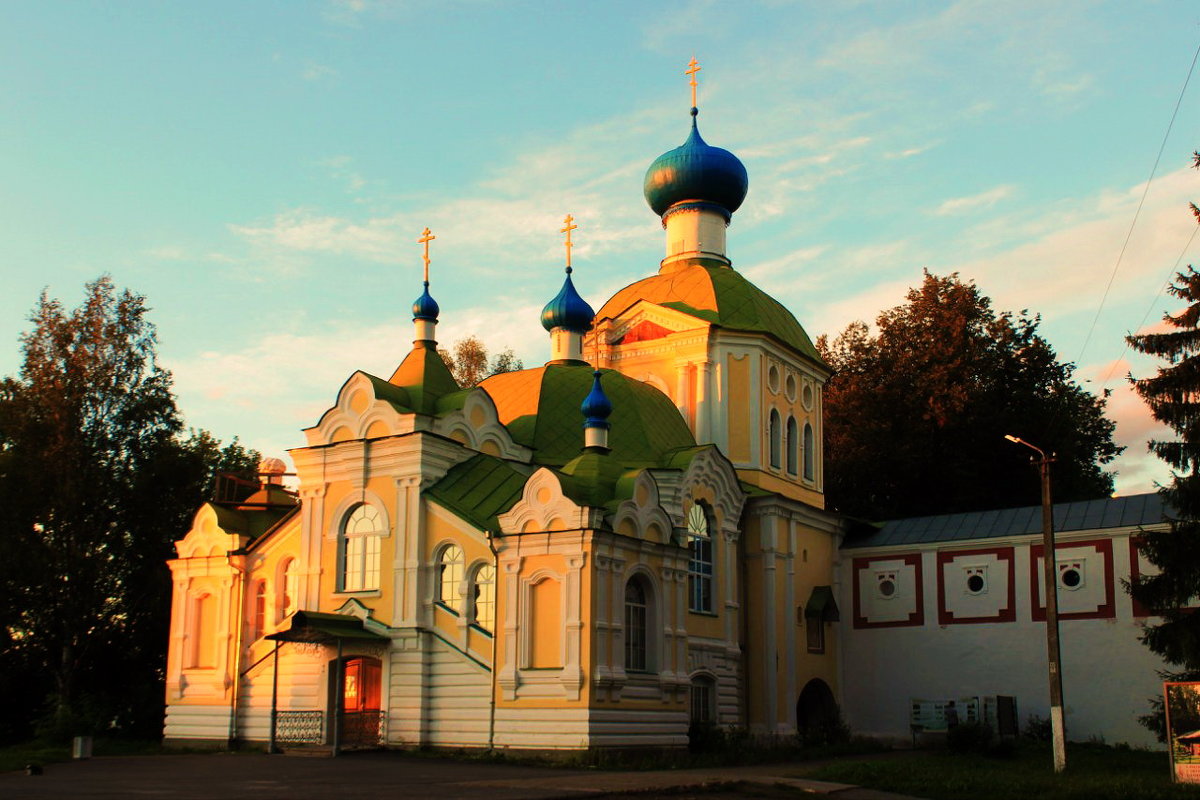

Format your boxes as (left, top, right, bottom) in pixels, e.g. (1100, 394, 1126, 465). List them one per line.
(1005, 434, 1066, 773)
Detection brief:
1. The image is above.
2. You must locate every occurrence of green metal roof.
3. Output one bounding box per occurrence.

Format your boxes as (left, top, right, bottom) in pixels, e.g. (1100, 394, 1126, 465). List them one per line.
(265, 611, 388, 643)
(557, 451, 632, 508)
(426, 453, 530, 530)
(386, 342, 459, 414)
(843, 492, 1166, 549)
(478, 364, 695, 467)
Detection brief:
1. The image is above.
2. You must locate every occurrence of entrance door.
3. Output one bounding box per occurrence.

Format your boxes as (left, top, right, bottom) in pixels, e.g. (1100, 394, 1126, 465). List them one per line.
(342, 656, 381, 713)
(336, 656, 382, 747)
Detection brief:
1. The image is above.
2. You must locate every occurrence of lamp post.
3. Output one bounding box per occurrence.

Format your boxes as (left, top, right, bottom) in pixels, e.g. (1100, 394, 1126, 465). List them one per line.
(1005, 434, 1066, 773)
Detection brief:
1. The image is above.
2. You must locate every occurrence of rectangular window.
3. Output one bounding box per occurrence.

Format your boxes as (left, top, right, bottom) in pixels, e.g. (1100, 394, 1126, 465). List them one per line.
(806, 620, 825, 654)
(689, 536, 713, 612)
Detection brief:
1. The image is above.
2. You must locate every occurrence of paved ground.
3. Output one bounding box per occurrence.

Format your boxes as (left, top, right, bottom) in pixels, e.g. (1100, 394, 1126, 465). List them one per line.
(0, 750, 927, 800)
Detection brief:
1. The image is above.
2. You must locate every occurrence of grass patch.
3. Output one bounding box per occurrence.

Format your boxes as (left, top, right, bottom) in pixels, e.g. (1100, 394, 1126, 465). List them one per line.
(0, 739, 182, 774)
(806, 742, 1200, 800)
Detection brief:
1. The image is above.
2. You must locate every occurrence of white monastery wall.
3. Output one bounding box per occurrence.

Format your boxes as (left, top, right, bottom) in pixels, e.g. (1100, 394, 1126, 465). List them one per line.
(838, 532, 1167, 747)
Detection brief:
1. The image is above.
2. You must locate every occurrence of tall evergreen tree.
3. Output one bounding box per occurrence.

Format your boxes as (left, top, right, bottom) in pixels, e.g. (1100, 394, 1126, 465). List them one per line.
(1126, 264, 1200, 707)
(0, 277, 259, 741)
(818, 271, 1119, 520)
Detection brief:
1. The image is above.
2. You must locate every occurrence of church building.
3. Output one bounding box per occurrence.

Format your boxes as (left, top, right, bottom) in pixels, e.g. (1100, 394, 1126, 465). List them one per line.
(163, 64, 1175, 752)
(163, 67, 845, 751)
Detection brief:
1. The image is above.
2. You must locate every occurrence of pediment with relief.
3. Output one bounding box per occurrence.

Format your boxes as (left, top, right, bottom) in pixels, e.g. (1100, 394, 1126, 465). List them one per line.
(432, 388, 531, 461)
(305, 371, 418, 447)
(174, 503, 249, 560)
(497, 468, 600, 534)
(595, 300, 710, 347)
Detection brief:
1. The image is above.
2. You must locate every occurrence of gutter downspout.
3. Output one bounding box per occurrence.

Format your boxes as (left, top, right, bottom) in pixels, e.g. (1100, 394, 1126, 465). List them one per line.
(486, 530, 499, 751)
(226, 548, 248, 748)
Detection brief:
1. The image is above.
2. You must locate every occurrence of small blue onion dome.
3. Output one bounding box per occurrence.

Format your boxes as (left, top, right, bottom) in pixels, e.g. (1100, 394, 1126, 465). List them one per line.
(540, 269, 595, 333)
(644, 109, 748, 220)
(581, 370, 612, 430)
(412, 281, 439, 321)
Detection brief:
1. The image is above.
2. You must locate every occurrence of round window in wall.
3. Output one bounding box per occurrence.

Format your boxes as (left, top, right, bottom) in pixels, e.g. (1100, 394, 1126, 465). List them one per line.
(966, 574, 986, 594)
(785, 374, 797, 402)
(1060, 567, 1082, 589)
(802, 383, 814, 410)
(768, 364, 781, 394)
(878, 579, 896, 598)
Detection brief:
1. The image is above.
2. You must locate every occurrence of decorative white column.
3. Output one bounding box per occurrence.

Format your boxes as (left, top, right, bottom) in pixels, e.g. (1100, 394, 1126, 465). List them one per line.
(696, 361, 712, 444)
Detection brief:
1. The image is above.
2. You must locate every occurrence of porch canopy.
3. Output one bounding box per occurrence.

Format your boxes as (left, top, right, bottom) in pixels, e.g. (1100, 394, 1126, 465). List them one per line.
(263, 611, 388, 755)
(266, 610, 388, 645)
(804, 585, 840, 623)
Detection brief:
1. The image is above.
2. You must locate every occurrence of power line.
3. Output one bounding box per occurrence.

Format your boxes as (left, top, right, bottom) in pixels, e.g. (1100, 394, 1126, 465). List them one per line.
(1075, 38, 1200, 371)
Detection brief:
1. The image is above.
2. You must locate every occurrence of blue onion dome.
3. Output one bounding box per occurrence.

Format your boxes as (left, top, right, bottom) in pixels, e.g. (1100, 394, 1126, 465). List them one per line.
(581, 370, 613, 430)
(540, 269, 595, 333)
(412, 281, 439, 321)
(644, 109, 748, 221)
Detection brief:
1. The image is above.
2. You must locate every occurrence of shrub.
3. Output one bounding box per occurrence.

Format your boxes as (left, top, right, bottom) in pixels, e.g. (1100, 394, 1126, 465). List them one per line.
(946, 721, 993, 754)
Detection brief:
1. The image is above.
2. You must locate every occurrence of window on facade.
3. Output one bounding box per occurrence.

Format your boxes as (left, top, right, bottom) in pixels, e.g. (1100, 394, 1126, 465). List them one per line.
(786, 415, 799, 475)
(280, 558, 298, 620)
(624, 579, 649, 672)
(438, 545, 465, 613)
(690, 675, 716, 725)
(806, 619, 825, 654)
(472, 563, 495, 632)
(687, 504, 714, 613)
(802, 422, 815, 481)
(189, 593, 215, 668)
(1058, 561, 1085, 590)
(250, 580, 266, 640)
(340, 504, 383, 592)
(769, 409, 782, 469)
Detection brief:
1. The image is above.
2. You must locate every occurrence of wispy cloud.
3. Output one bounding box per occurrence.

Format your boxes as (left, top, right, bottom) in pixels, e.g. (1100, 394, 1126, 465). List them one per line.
(302, 62, 338, 81)
(933, 185, 1015, 216)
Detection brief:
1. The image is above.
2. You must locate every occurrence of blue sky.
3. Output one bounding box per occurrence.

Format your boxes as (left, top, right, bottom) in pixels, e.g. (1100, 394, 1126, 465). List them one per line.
(3, 1, 1199, 496)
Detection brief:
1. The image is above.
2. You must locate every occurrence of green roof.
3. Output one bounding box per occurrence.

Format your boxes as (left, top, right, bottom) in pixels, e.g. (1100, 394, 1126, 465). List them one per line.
(266, 611, 388, 643)
(426, 453, 531, 530)
(478, 365, 695, 467)
(386, 342, 460, 414)
(557, 451, 632, 508)
(596, 262, 824, 366)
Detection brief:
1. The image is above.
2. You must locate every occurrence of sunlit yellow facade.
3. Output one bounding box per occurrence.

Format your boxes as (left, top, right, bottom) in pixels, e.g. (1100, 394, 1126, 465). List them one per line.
(164, 89, 844, 750)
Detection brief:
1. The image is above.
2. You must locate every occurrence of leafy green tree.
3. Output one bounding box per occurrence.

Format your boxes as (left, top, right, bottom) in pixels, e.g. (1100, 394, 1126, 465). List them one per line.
(0, 277, 259, 742)
(1126, 262, 1200, 739)
(817, 271, 1119, 520)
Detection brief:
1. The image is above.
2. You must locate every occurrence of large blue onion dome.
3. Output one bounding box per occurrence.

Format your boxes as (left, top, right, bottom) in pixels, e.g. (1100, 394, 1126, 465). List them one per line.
(581, 370, 613, 430)
(644, 110, 748, 220)
(540, 269, 595, 333)
(412, 281, 440, 321)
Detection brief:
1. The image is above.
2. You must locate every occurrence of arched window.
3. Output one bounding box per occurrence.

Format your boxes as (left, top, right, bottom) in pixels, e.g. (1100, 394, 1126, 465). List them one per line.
(786, 415, 799, 475)
(768, 409, 782, 469)
(803, 422, 815, 481)
(472, 563, 495, 633)
(341, 504, 384, 592)
(690, 675, 716, 725)
(624, 578, 649, 672)
(438, 545, 465, 613)
(249, 580, 266, 640)
(687, 504, 713, 613)
(279, 558, 298, 621)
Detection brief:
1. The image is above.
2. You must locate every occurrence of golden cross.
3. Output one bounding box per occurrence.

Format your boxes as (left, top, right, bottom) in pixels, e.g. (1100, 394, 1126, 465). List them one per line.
(417, 227, 436, 283)
(561, 214, 578, 271)
(685, 56, 701, 109)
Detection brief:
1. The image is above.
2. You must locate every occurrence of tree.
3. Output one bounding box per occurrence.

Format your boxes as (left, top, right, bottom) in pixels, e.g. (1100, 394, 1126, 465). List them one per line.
(440, 336, 524, 388)
(0, 277, 259, 742)
(1126, 264, 1200, 738)
(817, 271, 1119, 520)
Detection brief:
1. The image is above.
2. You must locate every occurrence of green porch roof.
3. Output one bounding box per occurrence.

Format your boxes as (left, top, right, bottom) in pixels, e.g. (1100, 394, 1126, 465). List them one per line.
(426, 453, 530, 531)
(265, 611, 388, 643)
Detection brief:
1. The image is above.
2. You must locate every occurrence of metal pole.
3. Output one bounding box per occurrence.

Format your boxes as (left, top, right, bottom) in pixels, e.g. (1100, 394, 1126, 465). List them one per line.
(1005, 435, 1066, 773)
(332, 639, 343, 757)
(1039, 454, 1067, 773)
